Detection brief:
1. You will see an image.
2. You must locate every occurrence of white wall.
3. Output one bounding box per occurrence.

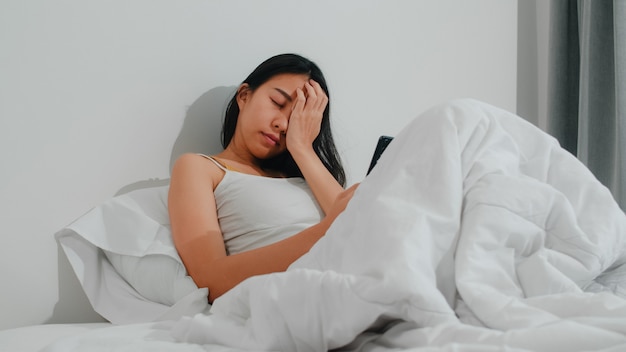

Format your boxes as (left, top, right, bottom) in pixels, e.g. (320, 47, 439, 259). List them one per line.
(0, 0, 517, 329)
(516, 0, 551, 129)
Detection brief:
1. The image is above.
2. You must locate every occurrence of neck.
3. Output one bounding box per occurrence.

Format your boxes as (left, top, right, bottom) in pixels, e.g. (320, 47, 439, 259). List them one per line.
(220, 141, 260, 166)
(217, 145, 283, 177)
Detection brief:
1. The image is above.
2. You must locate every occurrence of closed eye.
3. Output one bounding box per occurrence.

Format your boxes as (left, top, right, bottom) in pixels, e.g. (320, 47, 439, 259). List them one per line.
(271, 99, 285, 108)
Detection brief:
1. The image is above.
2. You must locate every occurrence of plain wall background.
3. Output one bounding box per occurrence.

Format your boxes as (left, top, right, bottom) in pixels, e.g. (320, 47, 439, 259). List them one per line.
(0, 0, 518, 329)
(516, 0, 551, 129)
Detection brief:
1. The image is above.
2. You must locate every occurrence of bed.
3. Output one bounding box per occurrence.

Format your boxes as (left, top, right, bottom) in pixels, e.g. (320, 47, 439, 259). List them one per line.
(3, 99, 625, 352)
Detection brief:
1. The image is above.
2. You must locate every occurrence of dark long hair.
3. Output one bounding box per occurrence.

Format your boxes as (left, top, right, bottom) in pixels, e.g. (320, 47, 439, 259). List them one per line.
(222, 53, 346, 187)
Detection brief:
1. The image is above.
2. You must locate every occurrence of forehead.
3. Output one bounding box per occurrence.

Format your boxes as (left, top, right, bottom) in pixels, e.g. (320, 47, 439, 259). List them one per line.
(262, 73, 309, 92)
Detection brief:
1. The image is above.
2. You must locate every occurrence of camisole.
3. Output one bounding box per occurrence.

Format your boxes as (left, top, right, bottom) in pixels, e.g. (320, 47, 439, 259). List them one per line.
(199, 155, 323, 255)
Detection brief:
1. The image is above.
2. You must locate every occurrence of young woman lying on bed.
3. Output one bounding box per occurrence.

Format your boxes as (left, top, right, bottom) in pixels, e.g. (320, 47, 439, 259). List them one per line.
(168, 53, 357, 303)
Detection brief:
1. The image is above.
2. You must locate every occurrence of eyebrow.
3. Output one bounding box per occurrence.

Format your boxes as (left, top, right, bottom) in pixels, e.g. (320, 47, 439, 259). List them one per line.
(273, 88, 293, 102)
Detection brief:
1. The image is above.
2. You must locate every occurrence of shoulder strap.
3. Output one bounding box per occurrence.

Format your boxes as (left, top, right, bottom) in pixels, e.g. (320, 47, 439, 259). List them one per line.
(197, 154, 229, 171)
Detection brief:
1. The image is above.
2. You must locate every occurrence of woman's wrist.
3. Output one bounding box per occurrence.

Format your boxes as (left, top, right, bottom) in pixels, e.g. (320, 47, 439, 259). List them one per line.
(288, 143, 316, 162)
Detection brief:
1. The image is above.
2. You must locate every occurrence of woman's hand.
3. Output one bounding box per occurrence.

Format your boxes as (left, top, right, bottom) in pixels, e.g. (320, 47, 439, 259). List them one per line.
(285, 78, 342, 215)
(286, 79, 328, 154)
(324, 183, 359, 225)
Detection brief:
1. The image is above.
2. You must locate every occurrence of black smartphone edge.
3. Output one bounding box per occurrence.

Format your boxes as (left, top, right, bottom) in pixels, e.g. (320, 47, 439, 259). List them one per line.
(366, 135, 394, 175)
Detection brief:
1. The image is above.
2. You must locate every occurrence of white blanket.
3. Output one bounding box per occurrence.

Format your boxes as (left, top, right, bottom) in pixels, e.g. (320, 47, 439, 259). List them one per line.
(44, 99, 626, 352)
(170, 99, 626, 351)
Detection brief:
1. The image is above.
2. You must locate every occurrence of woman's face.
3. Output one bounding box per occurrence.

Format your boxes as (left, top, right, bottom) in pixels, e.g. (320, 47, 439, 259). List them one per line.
(235, 73, 309, 159)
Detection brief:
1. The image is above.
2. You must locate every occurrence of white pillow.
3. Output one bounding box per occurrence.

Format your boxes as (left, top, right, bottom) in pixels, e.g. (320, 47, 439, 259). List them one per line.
(56, 185, 209, 324)
(103, 251, 198, 306)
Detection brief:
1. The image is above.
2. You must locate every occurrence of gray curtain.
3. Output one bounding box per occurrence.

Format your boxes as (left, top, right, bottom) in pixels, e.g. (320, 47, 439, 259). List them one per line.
(548, 0, 626, 210)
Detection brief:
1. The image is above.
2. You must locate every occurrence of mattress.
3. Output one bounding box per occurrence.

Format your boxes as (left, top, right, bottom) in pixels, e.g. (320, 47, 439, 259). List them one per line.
(0, 323, 111, 352)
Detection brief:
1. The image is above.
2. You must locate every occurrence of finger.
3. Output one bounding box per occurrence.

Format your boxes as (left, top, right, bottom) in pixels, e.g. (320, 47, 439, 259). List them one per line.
(336, 183, 359, 207)
(303, 81, 318, 109)
(339, 183, 359, 199)
(309, 79, 328, 112)
(292, 88, 306, 113)
(309, 79, 325, 97)
(347, 183, 359, 193)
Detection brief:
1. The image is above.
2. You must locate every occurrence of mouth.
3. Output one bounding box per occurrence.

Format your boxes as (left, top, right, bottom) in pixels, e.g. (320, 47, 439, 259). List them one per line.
(262, 133, 280, 146)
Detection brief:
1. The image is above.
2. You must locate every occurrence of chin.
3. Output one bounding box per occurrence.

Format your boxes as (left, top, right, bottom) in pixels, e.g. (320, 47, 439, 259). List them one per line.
(253, 151, 277, 161)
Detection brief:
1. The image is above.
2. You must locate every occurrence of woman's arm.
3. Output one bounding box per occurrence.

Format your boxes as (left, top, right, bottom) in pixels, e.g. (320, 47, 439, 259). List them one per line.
(169, 154, 355, 303)
(290, 147, 344, 214)
(287, 79, 344, 214)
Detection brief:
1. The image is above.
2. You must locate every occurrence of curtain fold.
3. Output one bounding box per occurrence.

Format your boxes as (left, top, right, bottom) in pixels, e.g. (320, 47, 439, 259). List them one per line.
(548, 0, 626, 210)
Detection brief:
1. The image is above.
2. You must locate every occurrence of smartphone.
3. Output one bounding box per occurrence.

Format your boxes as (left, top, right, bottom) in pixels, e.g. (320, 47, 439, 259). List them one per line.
(366, 135, 394, 175)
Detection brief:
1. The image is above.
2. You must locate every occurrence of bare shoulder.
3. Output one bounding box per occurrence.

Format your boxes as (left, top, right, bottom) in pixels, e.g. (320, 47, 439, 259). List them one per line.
(171, 153, 224, 190)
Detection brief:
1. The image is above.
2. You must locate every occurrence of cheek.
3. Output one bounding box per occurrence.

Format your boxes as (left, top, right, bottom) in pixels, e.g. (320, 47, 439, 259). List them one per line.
(235, 110, 257, 135)
(241, 98, 264, 116)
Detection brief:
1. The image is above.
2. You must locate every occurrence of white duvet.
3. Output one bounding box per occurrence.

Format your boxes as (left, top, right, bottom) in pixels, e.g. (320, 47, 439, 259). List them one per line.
(46, 99, 626, 352)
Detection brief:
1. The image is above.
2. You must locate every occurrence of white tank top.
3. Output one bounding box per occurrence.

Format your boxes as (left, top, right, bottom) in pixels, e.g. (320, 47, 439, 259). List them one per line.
(200, 155, 324, 255)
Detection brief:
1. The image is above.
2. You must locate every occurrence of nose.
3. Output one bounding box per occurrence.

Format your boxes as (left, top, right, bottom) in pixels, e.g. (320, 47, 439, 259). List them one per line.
(272, 113, 288, 133)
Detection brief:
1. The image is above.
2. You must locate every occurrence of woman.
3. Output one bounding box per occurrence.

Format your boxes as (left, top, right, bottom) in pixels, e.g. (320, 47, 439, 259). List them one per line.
(168, 53, 358, 303)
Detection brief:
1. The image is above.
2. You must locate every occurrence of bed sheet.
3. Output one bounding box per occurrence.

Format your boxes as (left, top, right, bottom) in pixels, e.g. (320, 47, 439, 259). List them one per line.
(0, 323, 110, 352)
(40, 321, 271, 352)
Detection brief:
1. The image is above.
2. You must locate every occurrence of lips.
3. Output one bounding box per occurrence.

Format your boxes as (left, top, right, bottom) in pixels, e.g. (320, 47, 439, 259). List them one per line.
(262, 133, 280, 146)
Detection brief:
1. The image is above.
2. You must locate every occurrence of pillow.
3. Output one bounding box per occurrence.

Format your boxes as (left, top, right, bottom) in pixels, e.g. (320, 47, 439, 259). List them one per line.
(55, 184, 209, 324)
(103, 251, 198, 306)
